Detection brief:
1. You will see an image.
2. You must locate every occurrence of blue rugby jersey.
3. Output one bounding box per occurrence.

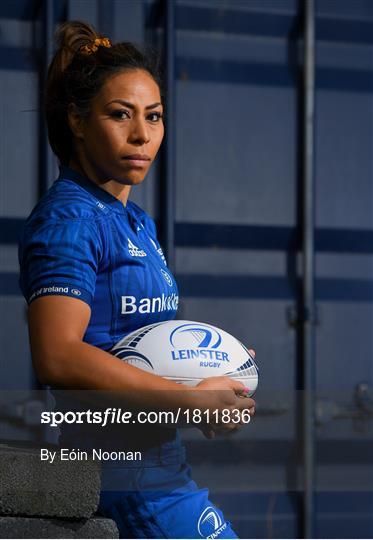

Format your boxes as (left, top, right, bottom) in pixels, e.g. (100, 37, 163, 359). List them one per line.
(18, 166, 179, 351)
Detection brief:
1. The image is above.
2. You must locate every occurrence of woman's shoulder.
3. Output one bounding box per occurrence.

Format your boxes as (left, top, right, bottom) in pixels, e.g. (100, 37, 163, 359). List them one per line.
(27, 178, 108, 224)
(18, 179, 105, 264)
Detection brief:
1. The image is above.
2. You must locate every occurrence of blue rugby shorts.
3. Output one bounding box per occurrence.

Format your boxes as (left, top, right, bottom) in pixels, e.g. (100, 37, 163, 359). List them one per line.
(98, 440, 238, 539)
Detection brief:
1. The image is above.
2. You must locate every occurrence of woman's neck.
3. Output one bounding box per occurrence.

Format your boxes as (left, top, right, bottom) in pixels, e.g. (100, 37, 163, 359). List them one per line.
(68, 159, 131, 206)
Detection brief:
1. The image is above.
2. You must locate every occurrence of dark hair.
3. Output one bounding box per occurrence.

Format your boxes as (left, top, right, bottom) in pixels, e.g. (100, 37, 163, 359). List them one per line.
(45, 21, 163, 165)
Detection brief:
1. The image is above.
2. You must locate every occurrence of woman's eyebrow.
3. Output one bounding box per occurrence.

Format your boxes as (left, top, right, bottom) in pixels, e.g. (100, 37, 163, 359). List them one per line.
(106, 99, 162, 110)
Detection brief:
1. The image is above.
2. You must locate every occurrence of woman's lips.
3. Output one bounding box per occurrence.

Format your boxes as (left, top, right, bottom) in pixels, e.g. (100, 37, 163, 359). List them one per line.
(122, 155, 151, 168)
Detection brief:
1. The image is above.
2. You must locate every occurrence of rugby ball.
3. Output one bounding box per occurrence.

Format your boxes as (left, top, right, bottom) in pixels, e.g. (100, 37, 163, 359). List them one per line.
(111, 320, 258, 396)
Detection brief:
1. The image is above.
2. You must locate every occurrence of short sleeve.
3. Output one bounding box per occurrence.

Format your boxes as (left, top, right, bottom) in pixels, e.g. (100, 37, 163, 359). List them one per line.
(18, 219, 102, 306)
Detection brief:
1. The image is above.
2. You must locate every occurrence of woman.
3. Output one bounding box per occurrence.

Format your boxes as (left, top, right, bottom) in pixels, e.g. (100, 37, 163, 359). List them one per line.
(19, 21, 255, 539)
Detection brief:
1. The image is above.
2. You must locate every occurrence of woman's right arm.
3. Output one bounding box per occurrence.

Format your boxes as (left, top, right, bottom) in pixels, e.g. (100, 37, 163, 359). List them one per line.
(28, 295, 255, 434)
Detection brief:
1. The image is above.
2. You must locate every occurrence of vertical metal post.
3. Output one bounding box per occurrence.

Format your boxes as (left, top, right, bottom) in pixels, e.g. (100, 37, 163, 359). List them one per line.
(98, 0, 114, 37)
(162, 0, 176, 271)
(302, 0, 316, 537)
(39, 0, 56, 196)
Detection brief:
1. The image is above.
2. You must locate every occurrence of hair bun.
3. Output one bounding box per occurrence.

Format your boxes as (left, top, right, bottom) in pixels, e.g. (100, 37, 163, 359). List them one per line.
(55, 20, 104, 71)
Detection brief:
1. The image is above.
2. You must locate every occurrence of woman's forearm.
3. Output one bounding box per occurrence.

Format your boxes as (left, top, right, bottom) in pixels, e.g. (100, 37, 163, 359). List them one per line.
(36, 339, 204, 413)
(28, 296, 205, 413)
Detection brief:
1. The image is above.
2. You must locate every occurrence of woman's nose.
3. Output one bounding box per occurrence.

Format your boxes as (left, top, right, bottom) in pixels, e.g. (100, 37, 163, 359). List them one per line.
(128, 118, 150, 145)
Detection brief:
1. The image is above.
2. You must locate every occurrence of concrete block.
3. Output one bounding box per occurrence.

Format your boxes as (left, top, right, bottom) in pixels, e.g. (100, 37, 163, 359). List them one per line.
(0, 516, 119, 539)
(0, 443, 101, 518)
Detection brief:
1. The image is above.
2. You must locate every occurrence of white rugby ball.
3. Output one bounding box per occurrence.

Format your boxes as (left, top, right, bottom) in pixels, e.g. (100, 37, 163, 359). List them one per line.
(111, 320, 259, 396)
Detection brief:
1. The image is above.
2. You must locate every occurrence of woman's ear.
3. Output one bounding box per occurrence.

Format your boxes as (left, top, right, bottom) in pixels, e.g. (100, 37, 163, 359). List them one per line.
(67, 103, 85, 139)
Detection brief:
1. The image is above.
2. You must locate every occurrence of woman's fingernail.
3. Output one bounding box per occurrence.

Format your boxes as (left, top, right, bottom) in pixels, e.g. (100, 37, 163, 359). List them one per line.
(243, 387, 250, 395)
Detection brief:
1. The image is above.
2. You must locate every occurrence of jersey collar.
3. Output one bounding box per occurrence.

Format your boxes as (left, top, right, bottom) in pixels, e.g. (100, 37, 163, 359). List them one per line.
(58, 166, 128, 215)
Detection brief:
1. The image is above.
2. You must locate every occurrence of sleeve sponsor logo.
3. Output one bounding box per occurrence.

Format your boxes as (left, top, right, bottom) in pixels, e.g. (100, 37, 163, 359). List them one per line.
(29, 285, 70, 302)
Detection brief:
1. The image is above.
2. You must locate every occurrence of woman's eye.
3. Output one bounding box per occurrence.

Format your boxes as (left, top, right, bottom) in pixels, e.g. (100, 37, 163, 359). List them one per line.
(148, 112, 163, 122)
(111, 110, 130, 120)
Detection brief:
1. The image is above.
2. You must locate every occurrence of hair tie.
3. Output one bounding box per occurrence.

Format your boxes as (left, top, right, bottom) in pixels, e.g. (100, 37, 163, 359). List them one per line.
(80, 37, 111, 55)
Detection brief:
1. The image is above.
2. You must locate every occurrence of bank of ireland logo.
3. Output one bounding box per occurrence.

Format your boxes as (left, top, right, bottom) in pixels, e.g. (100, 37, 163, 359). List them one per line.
(160, 268, 173, 287)
(197, 507, 227, 539)
(170, 323, 222, 349)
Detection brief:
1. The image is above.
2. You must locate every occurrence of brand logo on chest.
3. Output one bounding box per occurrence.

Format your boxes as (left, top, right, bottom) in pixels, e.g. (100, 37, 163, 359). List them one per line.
(128, 238, 147, 257)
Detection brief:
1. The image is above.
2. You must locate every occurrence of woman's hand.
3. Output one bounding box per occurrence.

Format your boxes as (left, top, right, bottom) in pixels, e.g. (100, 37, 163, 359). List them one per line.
(192, 349, 256, 439)
(195, 378, 255, 439)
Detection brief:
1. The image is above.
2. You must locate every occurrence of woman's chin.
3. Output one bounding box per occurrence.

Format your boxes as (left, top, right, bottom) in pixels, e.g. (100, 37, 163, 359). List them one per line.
(111, 171, 147, 186)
